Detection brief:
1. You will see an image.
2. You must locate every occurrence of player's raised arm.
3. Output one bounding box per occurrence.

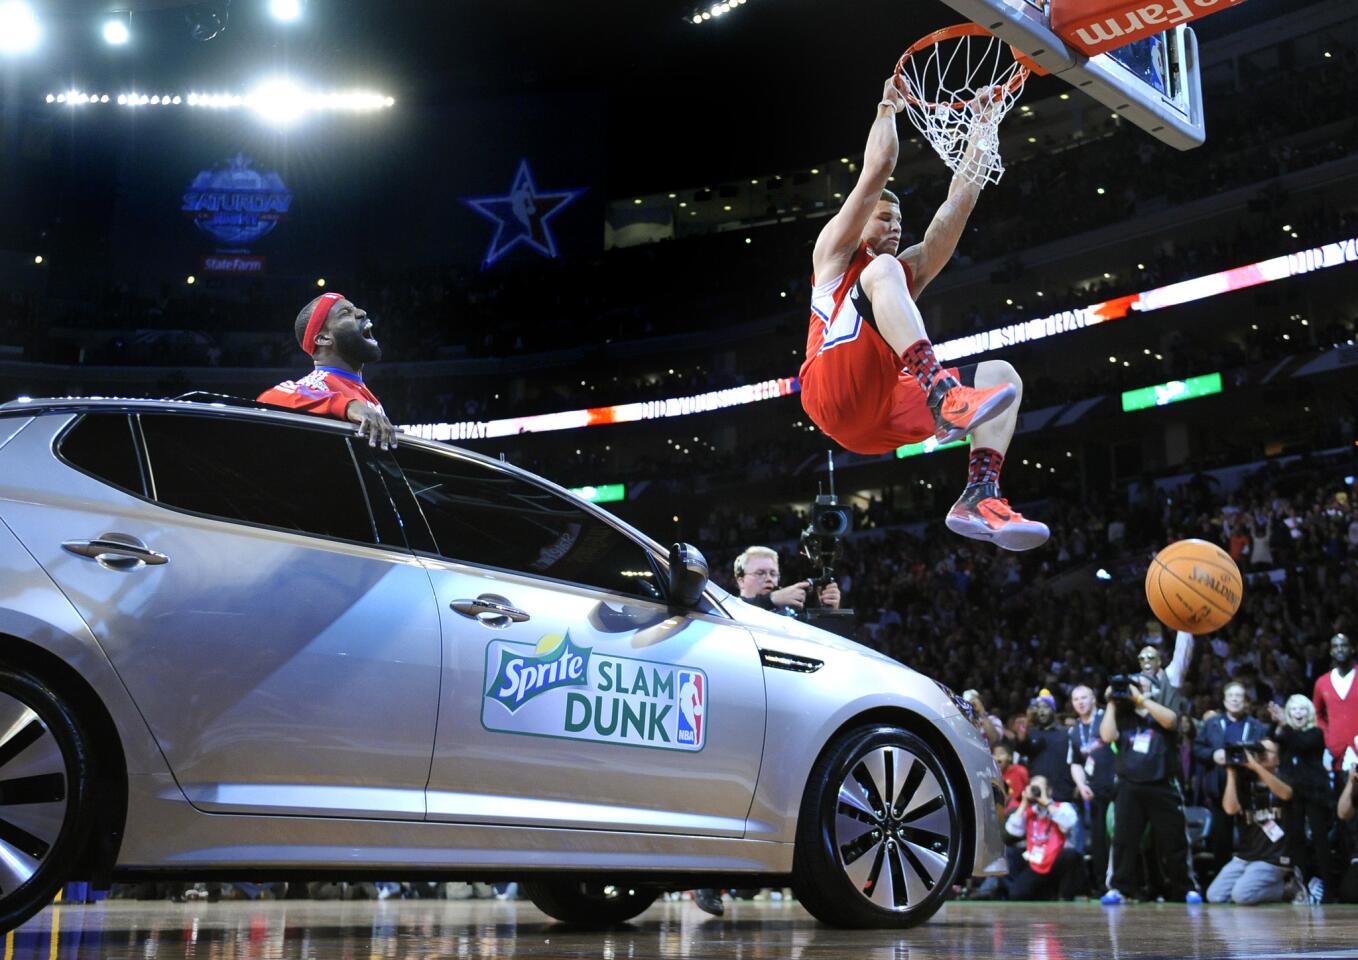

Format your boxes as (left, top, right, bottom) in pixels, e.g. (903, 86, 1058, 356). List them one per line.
(811, 77, 906, 281)
(899, 89, 998, 298)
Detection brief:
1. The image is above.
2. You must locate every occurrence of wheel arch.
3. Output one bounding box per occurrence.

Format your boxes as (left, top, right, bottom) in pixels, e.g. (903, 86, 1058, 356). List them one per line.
(796, 707, 976, 880)
(0, 633, 128, 886)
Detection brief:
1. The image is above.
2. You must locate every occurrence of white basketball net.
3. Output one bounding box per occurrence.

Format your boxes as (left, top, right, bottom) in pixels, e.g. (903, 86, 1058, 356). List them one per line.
(897, 29, 1030, 187)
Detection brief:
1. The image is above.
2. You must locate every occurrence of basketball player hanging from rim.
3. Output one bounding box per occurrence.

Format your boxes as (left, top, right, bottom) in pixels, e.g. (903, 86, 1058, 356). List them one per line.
(799, 74, 1048, 550)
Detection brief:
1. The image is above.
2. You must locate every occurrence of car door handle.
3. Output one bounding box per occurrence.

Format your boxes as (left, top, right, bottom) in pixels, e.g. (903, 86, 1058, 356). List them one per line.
(451, 595, 530, 626)
(62, 536, 169, 568)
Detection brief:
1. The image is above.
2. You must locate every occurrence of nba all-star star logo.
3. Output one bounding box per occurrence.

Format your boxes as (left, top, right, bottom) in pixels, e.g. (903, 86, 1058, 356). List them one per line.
(463, 160, 586, 268)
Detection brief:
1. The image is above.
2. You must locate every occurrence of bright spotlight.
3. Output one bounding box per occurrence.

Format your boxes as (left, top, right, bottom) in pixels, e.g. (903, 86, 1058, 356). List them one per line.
(0, 2, 40, 55)
(1096, 568, 1112, 581)
(269, 0, 303, 22)
(248, 78, 307, 127)
(102, 17, 130, 45)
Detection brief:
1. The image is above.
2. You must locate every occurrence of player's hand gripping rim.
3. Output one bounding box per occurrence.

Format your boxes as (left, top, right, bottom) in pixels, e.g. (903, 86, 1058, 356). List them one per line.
(879, 76, 907, 115)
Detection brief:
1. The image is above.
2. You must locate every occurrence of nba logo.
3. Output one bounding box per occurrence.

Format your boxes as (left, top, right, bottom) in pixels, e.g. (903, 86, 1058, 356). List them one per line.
(677, 671, 704, 748)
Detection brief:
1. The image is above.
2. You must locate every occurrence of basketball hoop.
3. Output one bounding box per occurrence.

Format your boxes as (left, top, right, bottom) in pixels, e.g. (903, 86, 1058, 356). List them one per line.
(895, 24, 1043, 187)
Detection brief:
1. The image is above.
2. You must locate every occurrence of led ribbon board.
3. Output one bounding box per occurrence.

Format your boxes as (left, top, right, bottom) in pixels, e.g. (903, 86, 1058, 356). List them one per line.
(401, 236, 1358, 440)
(934, 236, 1358, 363)
(403, 378, 799, 441)
(569, 483, 626, 504)
(896, 437, 969, 459)
(1121, 372, 1222, 412)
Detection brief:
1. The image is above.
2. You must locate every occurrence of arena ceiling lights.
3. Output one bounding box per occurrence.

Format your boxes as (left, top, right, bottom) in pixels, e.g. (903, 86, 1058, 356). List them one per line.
(269, 0, 304, 23)
(0, 1, 41, 55)
(42, 83, 396, 126)
(401, 234, 1358, 442)
(687, 0, 749, 25)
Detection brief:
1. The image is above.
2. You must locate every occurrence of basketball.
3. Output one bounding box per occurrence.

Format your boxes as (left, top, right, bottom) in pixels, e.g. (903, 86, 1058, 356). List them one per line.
(1145, 539, 1243, 635)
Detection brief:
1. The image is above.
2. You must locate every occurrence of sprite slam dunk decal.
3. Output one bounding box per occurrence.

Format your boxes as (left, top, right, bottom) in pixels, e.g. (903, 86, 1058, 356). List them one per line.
(482, 633, 707, 751)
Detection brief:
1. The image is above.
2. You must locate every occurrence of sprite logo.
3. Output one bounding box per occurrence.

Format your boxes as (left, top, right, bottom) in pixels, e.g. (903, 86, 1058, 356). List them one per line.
(486, 633, 591, 713)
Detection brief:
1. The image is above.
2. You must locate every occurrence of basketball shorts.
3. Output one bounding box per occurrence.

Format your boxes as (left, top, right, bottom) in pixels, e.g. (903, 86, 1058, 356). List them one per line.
(801, 278, 977, 455)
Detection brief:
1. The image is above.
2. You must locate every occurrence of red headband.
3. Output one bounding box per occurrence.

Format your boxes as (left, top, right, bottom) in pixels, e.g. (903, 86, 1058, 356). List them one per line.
(301, 292, 345, 355)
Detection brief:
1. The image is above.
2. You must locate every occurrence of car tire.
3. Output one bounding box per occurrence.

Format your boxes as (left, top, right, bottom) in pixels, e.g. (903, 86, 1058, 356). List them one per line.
(520, 879, 659, 926)
(0, 667, 96, 934)
(793, 724, 965, 928)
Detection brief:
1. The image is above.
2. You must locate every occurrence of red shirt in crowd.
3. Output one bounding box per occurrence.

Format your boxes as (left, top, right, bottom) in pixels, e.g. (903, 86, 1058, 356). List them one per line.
(1314, 668, 1358, 770)
(257, 366, 384, 421)
(1002, 763, 1030, 811)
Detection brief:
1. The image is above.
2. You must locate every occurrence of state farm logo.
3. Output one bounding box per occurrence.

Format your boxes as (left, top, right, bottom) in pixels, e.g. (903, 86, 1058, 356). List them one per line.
(1056, 0, 1246, 56)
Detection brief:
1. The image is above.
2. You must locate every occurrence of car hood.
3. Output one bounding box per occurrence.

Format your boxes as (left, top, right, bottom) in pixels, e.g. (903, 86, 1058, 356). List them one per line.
(720, 591, 907, 670)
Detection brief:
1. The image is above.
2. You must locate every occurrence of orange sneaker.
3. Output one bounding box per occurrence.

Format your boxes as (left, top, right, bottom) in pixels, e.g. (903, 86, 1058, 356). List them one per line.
(929, 381, 1017, 444)
(946, 485, 1049, 551)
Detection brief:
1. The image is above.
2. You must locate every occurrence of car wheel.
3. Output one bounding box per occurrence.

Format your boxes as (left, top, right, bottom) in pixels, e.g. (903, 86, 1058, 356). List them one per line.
(793, 725, 965, 928)
(520, 879, 659, 926)
(0, 668, 96, 933)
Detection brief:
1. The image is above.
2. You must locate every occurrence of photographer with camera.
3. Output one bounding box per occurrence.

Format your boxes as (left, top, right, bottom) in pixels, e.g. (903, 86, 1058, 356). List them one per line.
(1099, 668, 1202, 904)
(1003, 776, 1087, 900)
(1193, 681, 1268, 880)
(732, 546, 839, 615)
(1205, 739, 1294, 905)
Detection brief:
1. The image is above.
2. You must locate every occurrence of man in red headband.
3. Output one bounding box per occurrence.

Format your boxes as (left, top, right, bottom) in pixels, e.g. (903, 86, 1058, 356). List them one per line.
(257, 292, 397, 448)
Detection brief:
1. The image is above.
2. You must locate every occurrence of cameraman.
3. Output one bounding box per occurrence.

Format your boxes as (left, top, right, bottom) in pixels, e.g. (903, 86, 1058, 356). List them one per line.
(1003, 776, 1086, 900)
(1193, 681, 1267, 878)
(733, 546, 839, 615)
(1099, 670, 1202, 904)
(1205, 739, 1294, 905)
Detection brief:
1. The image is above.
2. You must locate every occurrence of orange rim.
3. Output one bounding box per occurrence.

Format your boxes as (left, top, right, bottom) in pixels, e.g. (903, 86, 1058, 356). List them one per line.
(894, 22, 1041, 112)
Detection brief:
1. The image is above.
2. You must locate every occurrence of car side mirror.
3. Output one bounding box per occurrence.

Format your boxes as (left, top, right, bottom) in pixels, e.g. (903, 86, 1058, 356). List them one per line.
(668, 543, 709, 609)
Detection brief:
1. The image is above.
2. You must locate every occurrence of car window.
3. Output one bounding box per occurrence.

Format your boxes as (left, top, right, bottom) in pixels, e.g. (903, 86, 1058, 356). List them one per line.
(58, 414, 145, 495)
(139, 414, 377, 545)
(396, 447, 663, 601)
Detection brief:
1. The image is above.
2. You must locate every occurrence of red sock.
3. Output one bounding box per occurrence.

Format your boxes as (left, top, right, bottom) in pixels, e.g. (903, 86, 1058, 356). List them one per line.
(967, 448, 1004, 488)
(901, 339, 957, 394)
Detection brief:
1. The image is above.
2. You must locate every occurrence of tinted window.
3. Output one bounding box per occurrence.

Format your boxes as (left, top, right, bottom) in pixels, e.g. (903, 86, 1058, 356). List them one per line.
(397, 448, 661, 600)
(139, 414, 376, 544)
(59, 414, 144, 495)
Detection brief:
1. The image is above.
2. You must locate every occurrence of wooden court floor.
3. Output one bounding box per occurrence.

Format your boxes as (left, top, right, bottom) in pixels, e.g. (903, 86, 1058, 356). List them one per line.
(9, 897, 1358, 959)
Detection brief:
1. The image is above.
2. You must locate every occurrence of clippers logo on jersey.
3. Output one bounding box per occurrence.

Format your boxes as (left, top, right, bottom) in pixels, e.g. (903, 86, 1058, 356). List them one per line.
(257, 366, 385, 421)
(678, 671, 705, 748)
(293, 369, 345, 402)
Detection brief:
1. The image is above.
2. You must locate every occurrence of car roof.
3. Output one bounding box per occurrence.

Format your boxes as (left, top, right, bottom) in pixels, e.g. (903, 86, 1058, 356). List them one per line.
(1, 394, 675, 559)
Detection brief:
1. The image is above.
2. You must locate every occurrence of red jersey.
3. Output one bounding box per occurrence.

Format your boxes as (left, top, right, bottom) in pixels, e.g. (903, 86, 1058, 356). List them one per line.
(800, 241, 906, 363)
(799, 243, 949, 454)
(257, 366, 384, 421)
(1314, 669, 1358, 770)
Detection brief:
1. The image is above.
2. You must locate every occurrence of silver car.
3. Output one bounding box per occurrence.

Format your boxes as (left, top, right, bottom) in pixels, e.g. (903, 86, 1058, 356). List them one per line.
(0, 397, 1004, 931)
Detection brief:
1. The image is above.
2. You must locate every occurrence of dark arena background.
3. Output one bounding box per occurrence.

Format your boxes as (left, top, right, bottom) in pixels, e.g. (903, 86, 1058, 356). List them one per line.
(0, 0, 1356, 957)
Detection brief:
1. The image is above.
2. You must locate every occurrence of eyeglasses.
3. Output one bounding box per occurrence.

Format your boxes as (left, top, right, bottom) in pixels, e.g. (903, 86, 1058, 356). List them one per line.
(745, 570, 779, 579)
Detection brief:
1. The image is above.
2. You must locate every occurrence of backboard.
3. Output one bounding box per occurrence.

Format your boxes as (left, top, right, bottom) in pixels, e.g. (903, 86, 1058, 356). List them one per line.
(937, 0, 1206, 148)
